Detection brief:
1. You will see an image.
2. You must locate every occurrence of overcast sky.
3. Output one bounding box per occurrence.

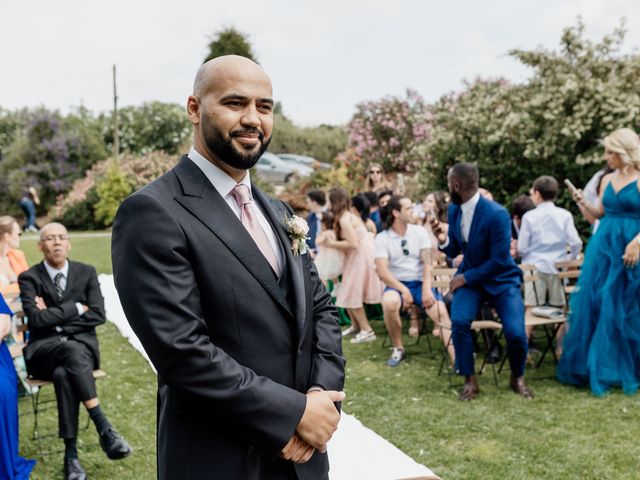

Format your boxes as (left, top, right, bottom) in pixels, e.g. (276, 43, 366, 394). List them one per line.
(2, 0, 639, 126)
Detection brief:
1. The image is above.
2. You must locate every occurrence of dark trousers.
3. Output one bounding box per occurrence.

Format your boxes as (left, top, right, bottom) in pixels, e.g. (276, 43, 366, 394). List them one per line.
(18, 198, 37, 229)
(26, 338, 97, 438)
(451, 285, 527, 378)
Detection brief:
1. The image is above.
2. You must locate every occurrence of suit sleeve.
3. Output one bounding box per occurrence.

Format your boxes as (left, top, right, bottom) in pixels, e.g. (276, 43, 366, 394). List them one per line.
(64, 266, 106, 331)
(112, 193, 307, 456)
(284, 202, 344, 392)
(19, 271, 83, 329)
(463, 208, 514, 286)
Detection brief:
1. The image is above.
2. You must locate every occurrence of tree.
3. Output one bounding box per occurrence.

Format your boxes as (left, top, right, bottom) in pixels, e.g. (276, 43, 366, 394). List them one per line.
(420, 18, 640, 218)
(343, 89, 434, 175)
(203, 27, 256, 63)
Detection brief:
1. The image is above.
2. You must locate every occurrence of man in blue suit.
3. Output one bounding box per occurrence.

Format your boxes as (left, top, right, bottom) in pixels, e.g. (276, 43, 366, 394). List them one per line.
(431, 163, 533, 401)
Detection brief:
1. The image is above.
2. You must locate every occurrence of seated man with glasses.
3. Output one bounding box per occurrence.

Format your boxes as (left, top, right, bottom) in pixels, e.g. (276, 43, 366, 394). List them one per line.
(375, 196, 454, 367)
(18, 223, 130, 480)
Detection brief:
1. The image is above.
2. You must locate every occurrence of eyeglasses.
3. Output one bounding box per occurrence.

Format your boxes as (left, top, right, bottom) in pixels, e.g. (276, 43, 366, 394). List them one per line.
(369, 170, 381, 174)
(41, 234, 70, 243)
(401, 239, 409, 256)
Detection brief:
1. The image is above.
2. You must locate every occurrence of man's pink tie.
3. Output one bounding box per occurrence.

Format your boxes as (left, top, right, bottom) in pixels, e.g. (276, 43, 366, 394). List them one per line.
(231, 184, 280, 275)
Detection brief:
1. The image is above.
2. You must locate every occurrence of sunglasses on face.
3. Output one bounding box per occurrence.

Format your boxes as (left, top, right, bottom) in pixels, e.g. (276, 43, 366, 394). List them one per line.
(401, 239, 409, 256)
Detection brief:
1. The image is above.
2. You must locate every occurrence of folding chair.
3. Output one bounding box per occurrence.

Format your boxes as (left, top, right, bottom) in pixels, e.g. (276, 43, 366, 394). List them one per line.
(431, 267, 503, 385)
(14, 313, 108, 440)
(555, 258, 584, 308)
(513, 264, 567, 370)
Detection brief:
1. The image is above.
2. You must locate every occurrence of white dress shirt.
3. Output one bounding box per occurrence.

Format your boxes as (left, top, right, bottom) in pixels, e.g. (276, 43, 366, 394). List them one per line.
(438, 191, 481, 249)
(460, 191, 481, 243)
(517, 201, 582, 274)
(44, 260, 85, 318)
(188, 147, 283, 274)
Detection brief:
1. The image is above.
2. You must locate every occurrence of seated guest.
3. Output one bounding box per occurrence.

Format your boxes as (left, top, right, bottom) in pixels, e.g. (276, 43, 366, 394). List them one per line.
(431, 163, 533, 400)
(363, 191, 382, 233)
(0, 293, 36, 480)
(375, 195, 455, 367)
(0, 216, 29, 298)
(305, 189, 327, 255)
(18, 223, 130, 480)
(517, 176, 582, 339)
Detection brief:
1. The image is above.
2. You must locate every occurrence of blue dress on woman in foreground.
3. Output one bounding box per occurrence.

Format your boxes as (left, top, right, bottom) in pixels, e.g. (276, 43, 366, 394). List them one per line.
(0, 294, 36, 480)
(557, 180, 640, 396)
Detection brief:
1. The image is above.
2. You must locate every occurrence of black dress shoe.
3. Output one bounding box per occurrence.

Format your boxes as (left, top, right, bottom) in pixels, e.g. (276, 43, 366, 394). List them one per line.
(64, 457, 87, 480)
(99, 427, 132, 460)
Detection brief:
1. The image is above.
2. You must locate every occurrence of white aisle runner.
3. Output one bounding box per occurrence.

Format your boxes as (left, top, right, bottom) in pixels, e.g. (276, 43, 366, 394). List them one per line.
(99, 274, 440, 480)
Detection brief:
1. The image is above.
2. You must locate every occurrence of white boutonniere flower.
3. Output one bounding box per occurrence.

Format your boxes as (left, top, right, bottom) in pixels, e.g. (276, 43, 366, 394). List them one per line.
(284, 215, 309, 256)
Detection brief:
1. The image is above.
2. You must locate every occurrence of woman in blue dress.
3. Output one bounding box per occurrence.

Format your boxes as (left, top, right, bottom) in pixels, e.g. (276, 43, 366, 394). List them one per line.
(558, 128, 640, 396)
(0, 293, 36, 479)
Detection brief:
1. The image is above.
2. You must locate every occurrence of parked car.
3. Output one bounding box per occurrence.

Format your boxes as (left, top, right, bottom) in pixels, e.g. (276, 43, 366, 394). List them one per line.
(255, 152, 314, 183)
(277, 153, 332, 171)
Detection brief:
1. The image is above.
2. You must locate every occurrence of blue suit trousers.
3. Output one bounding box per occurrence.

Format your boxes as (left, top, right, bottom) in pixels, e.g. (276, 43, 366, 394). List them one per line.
(451, 285, 527, 378)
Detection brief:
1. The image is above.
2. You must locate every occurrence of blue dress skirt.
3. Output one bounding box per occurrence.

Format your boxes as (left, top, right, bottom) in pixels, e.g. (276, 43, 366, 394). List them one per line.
(0, 295, 36, 479)
(557, 181, 640, 396)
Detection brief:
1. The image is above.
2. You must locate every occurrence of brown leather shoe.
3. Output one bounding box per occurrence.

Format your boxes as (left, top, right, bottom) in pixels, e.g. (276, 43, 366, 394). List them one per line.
(510, 375, 534, 399)
(458, 376, 479, 401)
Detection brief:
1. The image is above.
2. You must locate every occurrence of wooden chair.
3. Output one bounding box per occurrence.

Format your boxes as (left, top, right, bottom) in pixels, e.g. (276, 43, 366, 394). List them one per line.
(431, 267, 503, 385)
(516, 264, 567, 369)
(555, 258, 584, 308)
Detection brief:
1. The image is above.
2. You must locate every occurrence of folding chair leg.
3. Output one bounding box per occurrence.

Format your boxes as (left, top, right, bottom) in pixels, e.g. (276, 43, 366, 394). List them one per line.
(31, 388, 40, 440)
(478, 329, 500, 386)
(535, 323, 562, 369)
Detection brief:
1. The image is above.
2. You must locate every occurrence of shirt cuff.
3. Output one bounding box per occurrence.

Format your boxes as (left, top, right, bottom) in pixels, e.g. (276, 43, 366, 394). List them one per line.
(307, 386, 324, 393)
(75, 303, 85, 316)
(438, 237, 450, 249)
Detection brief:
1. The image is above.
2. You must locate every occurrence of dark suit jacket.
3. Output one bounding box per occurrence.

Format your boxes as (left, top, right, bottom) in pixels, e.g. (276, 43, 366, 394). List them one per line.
(18, 261, 106, 368)
(112, 155, 345, 480)
(440, 195, 522, 295)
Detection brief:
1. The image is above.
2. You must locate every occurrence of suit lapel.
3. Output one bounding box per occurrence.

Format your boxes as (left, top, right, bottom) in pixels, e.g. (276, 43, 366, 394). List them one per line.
(467, 196, 486, 245)
(37, 262, 60, 303)
(172, 157, 293, 318)
(252, 186, 307, 342)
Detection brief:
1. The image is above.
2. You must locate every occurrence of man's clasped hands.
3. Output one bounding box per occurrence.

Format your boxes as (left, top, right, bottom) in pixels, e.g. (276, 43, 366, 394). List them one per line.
(279, 390, 345, 464)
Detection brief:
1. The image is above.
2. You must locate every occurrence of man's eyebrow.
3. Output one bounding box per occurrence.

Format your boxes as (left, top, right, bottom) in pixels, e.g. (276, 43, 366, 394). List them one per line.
(220, 94, 274, 106)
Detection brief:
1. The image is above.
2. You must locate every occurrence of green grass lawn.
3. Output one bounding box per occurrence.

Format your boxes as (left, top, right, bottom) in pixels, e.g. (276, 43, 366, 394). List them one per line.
(16, 234, 640, 479)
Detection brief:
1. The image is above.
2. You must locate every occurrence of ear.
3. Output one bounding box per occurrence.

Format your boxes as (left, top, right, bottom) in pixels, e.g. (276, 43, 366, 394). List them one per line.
(186, 95, 200, 125)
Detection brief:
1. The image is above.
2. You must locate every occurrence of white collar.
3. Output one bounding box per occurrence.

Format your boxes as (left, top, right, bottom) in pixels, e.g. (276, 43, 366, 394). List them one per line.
(188, 147, 252, 199)
(461, 191, 481, 213)
(44, 259, 69, 281)
(536, 201, 554, 209)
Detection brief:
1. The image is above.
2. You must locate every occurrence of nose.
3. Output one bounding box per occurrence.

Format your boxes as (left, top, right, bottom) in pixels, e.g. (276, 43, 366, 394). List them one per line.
(241, 105, 260, 128)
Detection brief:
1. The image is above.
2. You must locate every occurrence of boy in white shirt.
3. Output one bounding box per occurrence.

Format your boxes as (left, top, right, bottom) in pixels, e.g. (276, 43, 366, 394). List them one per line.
(517, 176, 582, 336)
(375, 195, 454, 367)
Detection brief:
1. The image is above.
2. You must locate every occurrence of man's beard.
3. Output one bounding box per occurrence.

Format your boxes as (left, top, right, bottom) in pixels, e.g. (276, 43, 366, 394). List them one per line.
(201, 117, 271, 170)
(450, 190, 463, 205)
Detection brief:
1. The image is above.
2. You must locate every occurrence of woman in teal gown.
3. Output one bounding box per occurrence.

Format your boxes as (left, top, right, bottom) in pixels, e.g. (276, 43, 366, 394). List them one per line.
(0, 293, 36, 479)
(558, 128, 640, 396)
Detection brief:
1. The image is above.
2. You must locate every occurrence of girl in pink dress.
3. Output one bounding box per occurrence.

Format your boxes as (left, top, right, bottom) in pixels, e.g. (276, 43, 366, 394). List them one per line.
(319, 187, 383, 343)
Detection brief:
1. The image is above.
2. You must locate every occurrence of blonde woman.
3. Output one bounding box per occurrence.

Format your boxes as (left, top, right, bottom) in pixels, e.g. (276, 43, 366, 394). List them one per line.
(0, 216, 28, 297)
(558, 128, 640, 396)
(364, 163, 392, 194)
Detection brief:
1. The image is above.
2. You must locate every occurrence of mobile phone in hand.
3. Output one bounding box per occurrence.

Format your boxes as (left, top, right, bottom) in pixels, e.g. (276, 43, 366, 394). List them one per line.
(564, 178, 579, 194)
